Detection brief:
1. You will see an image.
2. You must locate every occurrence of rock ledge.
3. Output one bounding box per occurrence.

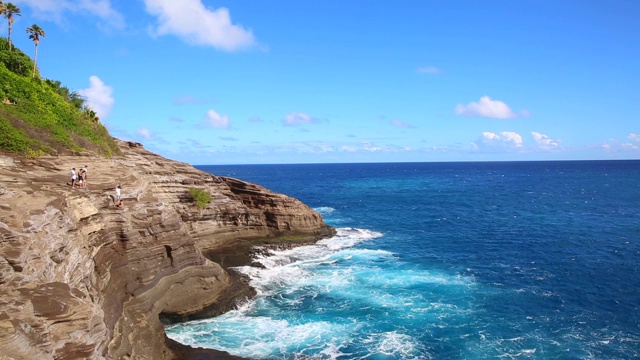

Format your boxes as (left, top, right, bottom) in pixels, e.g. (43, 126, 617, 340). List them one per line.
(0, 140, 335, 359)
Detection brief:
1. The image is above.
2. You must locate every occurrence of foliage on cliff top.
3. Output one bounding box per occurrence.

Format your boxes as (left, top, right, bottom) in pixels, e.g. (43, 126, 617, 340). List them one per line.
(0, 38, 120, 157)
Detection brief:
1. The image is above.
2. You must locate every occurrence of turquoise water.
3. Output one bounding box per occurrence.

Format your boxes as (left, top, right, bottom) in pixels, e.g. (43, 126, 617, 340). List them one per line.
(166, 161, 640, 359)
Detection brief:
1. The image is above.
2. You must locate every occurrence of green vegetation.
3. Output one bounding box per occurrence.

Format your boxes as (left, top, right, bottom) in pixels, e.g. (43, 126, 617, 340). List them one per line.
(0, 37, 120, 157)
(188, 188, 212, 209)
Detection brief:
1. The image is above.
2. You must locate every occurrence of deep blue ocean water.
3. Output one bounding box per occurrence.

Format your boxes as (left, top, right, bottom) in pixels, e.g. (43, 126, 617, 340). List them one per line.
(166, 161, 640, 359)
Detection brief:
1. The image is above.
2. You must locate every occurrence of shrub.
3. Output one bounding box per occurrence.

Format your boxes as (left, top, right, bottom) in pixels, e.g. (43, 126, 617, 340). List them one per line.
(0, 41, 121, 157)
(188, 188, 211, 209)
(0, 38, 33, 77)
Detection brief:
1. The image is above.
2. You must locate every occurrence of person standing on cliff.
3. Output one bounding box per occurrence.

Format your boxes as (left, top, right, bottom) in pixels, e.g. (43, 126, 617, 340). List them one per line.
(115, 185, 123, 207)
(77, 167, 84, 188)
(80, 165, 88, 189)
(69, 168, 77, 188)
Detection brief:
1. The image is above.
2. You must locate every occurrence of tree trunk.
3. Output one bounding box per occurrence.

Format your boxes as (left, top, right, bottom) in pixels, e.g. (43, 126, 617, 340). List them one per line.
(33, 44, 38, 77)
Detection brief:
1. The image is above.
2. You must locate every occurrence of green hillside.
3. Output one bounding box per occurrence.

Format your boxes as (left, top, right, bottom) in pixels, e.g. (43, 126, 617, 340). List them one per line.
(0, 38, 120, 158)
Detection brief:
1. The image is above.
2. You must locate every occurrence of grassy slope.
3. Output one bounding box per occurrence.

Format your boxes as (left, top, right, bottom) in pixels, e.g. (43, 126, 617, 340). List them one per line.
(0, 38, 120, 157)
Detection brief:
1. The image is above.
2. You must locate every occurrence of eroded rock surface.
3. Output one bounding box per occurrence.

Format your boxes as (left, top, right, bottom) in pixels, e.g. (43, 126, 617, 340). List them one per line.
(0, 140, 335, 359)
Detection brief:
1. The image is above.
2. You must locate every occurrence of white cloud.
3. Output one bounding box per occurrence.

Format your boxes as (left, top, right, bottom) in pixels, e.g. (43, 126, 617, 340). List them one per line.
(531, 132, 559, 150)
(143, 0, 257, 51)
(283, 112, 318, 127)
(137, 128, 152, 140)
(417, 66, 441, 74)
(478, 131, 523, 149)
(16, 0, 125, 29)
(187, 139, 207, 148)
(601, 136, 640, 152)
(77, 76, 115, 119)
(456, 96, 518, 119)
(204, 109, 230, 128)
(391, 119, 413, 128)
(362, 142, 384, 152)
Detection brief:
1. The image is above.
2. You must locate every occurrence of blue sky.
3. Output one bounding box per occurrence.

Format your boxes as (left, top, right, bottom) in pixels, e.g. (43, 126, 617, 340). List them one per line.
(7, 0, 640, 164)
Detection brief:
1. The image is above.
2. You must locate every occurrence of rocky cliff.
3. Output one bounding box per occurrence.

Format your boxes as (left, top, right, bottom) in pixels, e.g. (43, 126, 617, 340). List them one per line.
(0, 140, 335, 360)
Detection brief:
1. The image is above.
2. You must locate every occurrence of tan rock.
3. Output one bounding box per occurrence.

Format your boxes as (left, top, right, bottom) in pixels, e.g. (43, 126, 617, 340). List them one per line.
(0, 139, 335, 359)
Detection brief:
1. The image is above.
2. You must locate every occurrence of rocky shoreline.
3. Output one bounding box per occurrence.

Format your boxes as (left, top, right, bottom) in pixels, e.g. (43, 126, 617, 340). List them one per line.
(0, 140, 335, 359)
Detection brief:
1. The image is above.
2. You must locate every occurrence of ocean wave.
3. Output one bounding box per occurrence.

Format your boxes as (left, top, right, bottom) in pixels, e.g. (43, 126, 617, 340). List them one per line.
(363, 331, 432, 360)
(314, 206, 336, 215)
(232, 227, 383, 296)
(168, 314, 360, 359)
(317, 227, 383, 250)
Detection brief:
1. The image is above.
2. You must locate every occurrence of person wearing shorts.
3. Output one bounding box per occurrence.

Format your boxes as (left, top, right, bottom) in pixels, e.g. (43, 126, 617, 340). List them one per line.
(70, 168, 77, 188)
(81, 166, 88, 188)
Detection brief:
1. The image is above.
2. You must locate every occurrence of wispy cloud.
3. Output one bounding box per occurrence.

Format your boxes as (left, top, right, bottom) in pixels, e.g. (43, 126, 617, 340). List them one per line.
(185, 139, 209, 148)
(143, 0, 257, 51)
(597, 135, 640, 152)
(203, 109, 230, 129)
(17, 0, 125, 29)
(602, 141, 639, 152)
(137, 128, 152, 140)
(283, 112, 319, 127)
(219, 136, 238, 141)
(531, 132, 559, 150)
(77, 75, 115, 119)
(456, 96, 519, 119)
(391, 119, 414, 128)
(417, 66, 441, 74)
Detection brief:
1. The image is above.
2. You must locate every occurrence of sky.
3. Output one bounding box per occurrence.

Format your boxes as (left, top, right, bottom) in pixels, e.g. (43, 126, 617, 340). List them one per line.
(5, 0, 640, 164)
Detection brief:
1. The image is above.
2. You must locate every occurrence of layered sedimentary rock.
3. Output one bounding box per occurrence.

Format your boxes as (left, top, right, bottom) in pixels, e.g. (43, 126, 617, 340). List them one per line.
(0, 140, 335, 359)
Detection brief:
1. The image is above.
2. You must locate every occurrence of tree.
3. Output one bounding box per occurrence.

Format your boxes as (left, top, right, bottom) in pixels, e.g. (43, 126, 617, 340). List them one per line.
(0, 3, 6, 49)
(2, 2, 20, 51)
(26, 24, 44, 77)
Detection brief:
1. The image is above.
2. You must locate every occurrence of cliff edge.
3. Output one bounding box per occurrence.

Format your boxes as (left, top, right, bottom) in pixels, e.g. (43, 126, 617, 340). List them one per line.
(0, 140, 335, 359)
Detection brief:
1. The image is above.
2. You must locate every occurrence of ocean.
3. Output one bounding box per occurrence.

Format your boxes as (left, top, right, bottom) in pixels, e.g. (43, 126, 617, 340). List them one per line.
(166, 161, 640, 359)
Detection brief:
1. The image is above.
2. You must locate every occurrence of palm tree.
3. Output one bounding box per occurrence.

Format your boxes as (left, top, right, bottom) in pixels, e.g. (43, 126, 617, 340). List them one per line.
(0, 3, 6, 50)
(26, 24, 44, 77)
(3, 3, 20, 51)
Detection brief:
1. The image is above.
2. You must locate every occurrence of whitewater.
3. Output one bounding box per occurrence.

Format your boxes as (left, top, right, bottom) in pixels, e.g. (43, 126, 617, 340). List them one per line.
(167, 161, 640, 359)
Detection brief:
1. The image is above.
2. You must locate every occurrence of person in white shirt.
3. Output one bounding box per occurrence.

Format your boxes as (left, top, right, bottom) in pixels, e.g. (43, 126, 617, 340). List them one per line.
(115, 185, 123, 207)
(70, 168, 77, 188)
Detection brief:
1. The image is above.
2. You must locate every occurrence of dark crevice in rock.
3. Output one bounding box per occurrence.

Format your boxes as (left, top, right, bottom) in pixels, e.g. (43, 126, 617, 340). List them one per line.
(165, 245, 173, 266)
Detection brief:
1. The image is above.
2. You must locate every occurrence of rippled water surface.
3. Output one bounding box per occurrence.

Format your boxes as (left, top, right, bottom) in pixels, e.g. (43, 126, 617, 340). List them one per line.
(166, 161, 640, 359)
